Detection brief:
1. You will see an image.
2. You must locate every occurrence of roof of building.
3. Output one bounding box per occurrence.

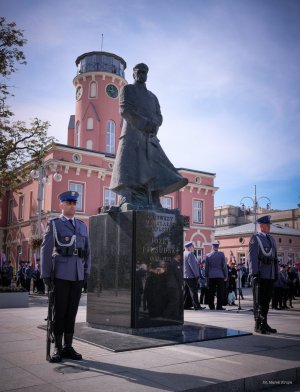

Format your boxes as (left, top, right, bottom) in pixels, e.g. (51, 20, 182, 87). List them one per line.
(215, 222, 300, 237)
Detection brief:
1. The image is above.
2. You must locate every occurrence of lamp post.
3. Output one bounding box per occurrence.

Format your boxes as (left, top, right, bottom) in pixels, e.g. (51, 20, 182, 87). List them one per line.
(30, 162, 62, 238)
(240, 185, 271, 233)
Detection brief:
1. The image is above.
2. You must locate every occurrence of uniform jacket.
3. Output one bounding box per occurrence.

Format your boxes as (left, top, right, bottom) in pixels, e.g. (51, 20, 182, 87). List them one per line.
(205, 250, 228, 279)
(183, 250, 199, 279)
(41, 215, 91, 281)
(248, 232, 278, 279)
(110, 82, 187, 196)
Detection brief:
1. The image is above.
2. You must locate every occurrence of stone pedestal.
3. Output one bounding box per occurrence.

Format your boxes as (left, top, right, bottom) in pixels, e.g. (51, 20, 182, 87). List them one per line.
(87, 210, 184, 332)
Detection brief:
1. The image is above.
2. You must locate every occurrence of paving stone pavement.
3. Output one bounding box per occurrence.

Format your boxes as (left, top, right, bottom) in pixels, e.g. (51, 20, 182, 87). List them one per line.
(0, 288, 299, 392)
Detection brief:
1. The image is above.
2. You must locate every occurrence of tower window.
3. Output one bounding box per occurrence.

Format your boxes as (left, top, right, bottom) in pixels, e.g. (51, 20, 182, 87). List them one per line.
(89, 81, 97, 98)
(106, 120, 115, 154)
(87, 117, 94, 130)
(75, 121, 80, 147)
(86, 140, 93, 150)
(69, 182, 84, 211)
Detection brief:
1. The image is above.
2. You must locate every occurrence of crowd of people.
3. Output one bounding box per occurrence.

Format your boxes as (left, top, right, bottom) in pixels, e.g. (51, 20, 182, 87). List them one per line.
(0, 260, 45, 294)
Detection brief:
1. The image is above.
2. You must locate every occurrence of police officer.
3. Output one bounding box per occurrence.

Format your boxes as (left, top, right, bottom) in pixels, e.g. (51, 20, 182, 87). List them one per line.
(205, 241, 228, 310)
(41, 191, 91, 362)
(183, 241, 205, 310)
(249, 215, 279, 334)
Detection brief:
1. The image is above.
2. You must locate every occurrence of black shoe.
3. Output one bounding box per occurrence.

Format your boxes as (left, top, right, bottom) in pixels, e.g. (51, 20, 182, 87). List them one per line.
(265, 324, 277, 333)
(216, 307, 226, 310)
(61, 346, 82, 360)
(49, 348, 62, 363)
(254, 326, 270, 334)
(194, 306, 206, 310)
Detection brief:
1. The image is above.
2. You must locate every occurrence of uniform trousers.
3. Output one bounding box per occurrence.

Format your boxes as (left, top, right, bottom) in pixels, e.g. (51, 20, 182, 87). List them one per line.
(183, 278, 200, 309)
(208, 278, 225, 309)
(253, 278, 273, 323)
(53, 278, 83, 335)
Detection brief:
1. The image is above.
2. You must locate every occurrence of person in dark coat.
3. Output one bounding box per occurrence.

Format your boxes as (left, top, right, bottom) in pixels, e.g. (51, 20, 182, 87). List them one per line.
(164, 254, 183, 320)
(249, 215, 279, 334)
(110, 63, 187, 209)
(41, 191, 91, 362)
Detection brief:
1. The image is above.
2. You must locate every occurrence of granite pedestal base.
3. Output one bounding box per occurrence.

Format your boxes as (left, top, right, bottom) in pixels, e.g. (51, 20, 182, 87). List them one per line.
(87, 210, 184, 332)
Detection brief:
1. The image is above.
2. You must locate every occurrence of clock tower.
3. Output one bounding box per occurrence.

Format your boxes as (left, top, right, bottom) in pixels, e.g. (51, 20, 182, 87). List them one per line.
(68, 51, 127, 154)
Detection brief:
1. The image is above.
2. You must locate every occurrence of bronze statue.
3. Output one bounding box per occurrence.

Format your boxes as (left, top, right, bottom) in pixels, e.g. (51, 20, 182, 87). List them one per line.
(110, 63, 188, 210)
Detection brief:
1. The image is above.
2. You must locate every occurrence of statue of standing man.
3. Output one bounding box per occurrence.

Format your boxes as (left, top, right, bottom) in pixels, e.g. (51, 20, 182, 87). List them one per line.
(110, 63, 188, 210)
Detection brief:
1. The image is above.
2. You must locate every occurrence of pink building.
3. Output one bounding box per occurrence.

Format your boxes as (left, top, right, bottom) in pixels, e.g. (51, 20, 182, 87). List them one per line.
(0, 51, 217, 271)
(215, 223, 300, 266)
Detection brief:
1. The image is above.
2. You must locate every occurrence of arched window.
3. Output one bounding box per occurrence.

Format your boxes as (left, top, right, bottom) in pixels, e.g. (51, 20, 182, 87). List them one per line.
(106, 120, 115, 154)
(87, 117, 94, 130)
(89, 81, 97, 98)
(86, 139, 93, 150)
(75, 121, 80, 147)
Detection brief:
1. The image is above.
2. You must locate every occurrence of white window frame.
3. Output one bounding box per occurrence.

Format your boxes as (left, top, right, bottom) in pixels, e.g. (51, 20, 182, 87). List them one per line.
(193, 199, 203, 224)
(89, 81, 97, 98)
(69, 182, 84, 212)
(75, 121, 80, 147)
(87, 117, 94, 130)
(86, 139, 93, 150)
(161, 196, 172, 209)
(106, 120, 115, 154)
(18, 195, 24, 220)
(104, 188, 116, 207)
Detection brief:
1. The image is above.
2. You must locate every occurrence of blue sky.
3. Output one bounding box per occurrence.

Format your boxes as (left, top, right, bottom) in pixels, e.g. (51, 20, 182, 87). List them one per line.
(2, 0, 300, 210)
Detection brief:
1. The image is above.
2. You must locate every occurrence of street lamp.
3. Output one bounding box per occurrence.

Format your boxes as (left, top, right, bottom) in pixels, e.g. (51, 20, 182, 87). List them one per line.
(240, 185, 271, 233)
(30, 163, 62, 238)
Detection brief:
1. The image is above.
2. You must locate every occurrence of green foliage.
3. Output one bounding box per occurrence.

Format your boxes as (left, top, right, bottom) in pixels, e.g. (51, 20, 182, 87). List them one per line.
(0, 17, 56, 196)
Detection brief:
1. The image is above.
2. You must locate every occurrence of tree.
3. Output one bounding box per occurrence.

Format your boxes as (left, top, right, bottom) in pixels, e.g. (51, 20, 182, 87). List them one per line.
(0, 17, 56, 196)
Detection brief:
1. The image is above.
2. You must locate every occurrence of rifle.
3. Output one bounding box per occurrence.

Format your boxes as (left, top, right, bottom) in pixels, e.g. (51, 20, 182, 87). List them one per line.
(46, 249, 55, 362)
(46, 284, 55, 361)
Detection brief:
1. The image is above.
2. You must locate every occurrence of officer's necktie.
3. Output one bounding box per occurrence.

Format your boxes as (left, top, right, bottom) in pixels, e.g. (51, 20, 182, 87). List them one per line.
(266, 234, 272, 246)
(69, 219, 75, 228)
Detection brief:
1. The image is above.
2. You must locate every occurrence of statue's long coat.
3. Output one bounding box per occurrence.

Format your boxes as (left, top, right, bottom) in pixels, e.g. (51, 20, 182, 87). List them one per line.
(110, 82, 187, 195)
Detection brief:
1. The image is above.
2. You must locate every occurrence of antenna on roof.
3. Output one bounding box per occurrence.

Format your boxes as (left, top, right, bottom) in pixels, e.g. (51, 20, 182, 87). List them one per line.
(101, 33, 104, 51)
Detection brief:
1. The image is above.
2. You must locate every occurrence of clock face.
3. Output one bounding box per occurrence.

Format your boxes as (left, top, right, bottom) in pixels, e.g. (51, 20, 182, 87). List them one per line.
(76, 85, 83, 100)
(106, 84, 118, 99)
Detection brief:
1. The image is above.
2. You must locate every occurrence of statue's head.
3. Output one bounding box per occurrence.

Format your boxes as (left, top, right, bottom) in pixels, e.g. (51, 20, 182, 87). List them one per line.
(133, 63, 149, 83)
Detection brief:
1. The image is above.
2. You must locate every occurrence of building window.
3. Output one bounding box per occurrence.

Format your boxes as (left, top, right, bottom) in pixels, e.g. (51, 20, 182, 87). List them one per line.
(106, 120, 115, 154)
(193, 200, 203, 223)
(69, 182, 84, 211)
(195, 248, 203, 260)
(8, 199, 14, 224)
(161, 197, 172, 209)
(86, 139, 93, 150)
(89, 81, 97, 98)
(75, 121, 80, 147)
(104, 188, 116, 207)
(18, 195, 24, 220)
(238, 253, 246, 263)
(87, 117, 94, 130)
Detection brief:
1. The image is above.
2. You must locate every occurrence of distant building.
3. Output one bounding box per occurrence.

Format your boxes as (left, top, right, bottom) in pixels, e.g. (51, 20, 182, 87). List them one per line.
(215, 223, 300, 266)
(214, 204, 300, 230)
(0, 51, 217, 270)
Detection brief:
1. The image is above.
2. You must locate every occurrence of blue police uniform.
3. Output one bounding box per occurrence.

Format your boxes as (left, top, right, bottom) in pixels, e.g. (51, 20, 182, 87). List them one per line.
(205, 242, 228, 310)
(183, 241, 204, 310)
(248, 215, 279, 334)
(41, 191, 91, 362)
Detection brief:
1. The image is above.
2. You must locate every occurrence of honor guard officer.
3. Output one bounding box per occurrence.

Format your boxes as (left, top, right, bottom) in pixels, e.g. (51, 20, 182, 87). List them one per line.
(183, 241, 205, 310)
(41, 191, 91, 362)
(249, 215, 279, 334)
(205, 241, 228, 310)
